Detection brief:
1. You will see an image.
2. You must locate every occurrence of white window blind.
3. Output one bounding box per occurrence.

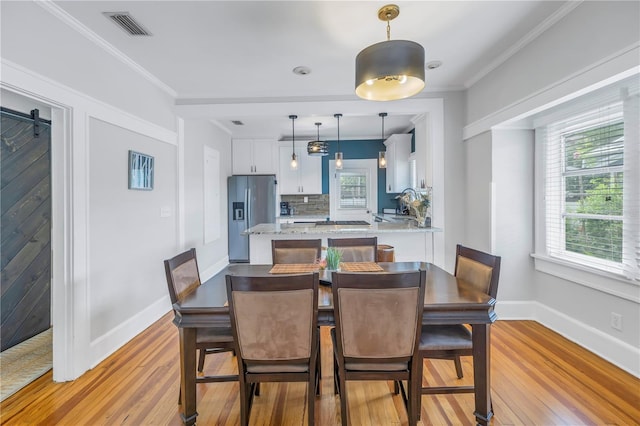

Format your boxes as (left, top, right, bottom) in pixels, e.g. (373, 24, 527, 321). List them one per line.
(338, 172, 368, 209)
(536, 76, 639, 281)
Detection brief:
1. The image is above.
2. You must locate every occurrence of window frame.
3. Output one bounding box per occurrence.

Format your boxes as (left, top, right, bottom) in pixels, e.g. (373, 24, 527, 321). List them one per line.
(533, 76, 639, 295)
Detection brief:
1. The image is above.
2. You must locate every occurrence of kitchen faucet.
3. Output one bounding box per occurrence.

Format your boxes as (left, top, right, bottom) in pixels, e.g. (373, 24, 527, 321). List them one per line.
(397, 188, 418, 215)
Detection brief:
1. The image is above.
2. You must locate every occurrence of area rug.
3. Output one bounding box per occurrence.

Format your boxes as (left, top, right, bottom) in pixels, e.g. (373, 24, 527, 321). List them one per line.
(0, 328, 52, 401)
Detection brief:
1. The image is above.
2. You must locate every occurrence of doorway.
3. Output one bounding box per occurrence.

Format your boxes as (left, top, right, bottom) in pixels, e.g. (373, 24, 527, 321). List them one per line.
(329, 159, 378, 222)
(1, 107, 52, 351)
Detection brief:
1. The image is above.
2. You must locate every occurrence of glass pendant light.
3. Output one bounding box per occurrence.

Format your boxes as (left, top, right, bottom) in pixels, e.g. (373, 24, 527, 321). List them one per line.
(379, 112, 387, 168)
(334, 113, 343, 170)
(289, 115, 298, 170)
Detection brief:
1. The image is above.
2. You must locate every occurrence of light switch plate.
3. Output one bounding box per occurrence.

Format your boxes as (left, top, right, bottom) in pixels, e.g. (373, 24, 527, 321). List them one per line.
(160, 206, 171, 217)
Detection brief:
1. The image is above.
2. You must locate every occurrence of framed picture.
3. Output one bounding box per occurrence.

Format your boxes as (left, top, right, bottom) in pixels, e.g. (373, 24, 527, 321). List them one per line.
(128, 150, 154, 190)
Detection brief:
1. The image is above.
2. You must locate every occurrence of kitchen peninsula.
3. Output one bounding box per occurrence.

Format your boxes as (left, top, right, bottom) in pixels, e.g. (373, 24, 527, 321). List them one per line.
(244, 221, 441, 264)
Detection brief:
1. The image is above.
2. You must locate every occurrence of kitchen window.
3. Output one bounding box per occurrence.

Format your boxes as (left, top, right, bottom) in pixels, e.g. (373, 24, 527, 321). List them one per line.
(535, 76, 639, 283)
(338, 171, 368, 209)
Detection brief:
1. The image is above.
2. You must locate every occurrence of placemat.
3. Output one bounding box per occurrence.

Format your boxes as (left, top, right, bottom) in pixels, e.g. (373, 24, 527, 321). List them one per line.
(269, 264, 320, 274)
(340, 262, 384, 272)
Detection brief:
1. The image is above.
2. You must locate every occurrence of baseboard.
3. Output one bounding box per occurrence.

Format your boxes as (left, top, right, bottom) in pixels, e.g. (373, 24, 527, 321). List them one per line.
(89, 294, 171, 368)
(496, 300, 640, 377)
(200, 256, 230, 282)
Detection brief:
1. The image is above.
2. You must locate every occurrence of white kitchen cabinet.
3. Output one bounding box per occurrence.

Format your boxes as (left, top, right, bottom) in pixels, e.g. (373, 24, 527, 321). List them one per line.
(278, 145, 322, 194)
(232, 139, 278, 175)
(384, 134, 412, 193)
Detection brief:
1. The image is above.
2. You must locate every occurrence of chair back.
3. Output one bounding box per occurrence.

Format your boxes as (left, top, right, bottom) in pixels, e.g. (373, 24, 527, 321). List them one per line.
(164, 248, 201, 304)
(454, 244, 501, 298)
(331, 270, 425, 367)
(271, 239, 322, 264)
(226, 273, 319, 366)
(327, 237, 378, 262)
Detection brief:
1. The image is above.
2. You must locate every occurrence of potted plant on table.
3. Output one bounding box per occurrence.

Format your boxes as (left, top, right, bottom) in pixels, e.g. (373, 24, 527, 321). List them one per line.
(324, 247, 342, 271)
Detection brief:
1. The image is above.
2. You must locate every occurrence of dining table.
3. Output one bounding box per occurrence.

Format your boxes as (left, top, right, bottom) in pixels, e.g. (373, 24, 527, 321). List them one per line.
(172, 261, 496, 426)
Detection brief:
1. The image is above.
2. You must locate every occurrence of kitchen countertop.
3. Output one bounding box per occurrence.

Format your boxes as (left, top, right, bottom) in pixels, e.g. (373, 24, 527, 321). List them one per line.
(244, 221, 441, 235)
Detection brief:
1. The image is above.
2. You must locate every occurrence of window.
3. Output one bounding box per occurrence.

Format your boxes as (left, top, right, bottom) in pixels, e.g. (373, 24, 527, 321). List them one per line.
(338, 171, 368, 209)
(536, 76, 639, 281)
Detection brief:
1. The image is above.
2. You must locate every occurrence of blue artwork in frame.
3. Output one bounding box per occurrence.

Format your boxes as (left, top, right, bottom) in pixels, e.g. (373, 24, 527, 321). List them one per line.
(128, 150, 154, 190)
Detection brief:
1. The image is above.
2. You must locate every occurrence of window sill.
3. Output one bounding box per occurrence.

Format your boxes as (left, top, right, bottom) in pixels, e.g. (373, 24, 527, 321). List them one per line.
(531, 254, 640, 303)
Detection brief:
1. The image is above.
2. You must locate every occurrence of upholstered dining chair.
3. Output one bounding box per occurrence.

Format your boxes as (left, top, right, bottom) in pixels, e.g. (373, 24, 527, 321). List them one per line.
(331, 269, 426, 426)
(271, 239, 322, 264)
(226, 272, 320, 426)
(327, 237, 378, 262)
(164, 248, 237, 402)
(418, 244, 501, 401)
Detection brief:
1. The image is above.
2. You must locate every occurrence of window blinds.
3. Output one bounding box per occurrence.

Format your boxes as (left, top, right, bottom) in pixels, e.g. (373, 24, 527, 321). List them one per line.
(536, 76, 639, 281)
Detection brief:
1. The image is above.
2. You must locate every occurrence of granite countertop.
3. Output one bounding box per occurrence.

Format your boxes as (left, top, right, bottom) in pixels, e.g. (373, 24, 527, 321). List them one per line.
(244, 222, 441, 235)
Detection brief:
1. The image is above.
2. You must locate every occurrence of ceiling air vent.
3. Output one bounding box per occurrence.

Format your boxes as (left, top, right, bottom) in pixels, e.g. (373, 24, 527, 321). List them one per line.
(103, 12, 152, 36)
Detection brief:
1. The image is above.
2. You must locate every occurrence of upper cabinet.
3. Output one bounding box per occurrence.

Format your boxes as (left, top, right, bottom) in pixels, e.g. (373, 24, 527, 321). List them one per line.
(384, 134, 412, 193)
(278, 145, 322, 194)
(232, 139, 278, 175)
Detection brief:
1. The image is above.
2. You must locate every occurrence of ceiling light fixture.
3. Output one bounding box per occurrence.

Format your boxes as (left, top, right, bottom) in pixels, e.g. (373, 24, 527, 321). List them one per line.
(307, 122, 329, 156)
(379, 112, 387, 168)
(289, 115, 298, 170)
(334, 114, 343, 170)
(355, 4, 425, 101)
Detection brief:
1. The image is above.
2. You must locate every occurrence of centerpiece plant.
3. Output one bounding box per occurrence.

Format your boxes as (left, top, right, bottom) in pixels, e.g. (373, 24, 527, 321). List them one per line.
(324, 247, 342, 270)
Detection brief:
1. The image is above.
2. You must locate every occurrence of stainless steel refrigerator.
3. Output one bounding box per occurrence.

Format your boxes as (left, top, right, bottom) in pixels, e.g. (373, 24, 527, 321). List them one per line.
(228, 175, 277, 262)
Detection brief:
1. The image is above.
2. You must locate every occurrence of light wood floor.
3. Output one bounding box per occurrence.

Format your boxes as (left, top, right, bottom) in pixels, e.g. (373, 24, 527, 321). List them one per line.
(1, 313, 638, 425)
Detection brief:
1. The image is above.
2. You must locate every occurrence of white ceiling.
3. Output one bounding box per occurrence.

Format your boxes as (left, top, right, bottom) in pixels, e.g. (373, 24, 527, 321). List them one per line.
(51, 0, 570, 140)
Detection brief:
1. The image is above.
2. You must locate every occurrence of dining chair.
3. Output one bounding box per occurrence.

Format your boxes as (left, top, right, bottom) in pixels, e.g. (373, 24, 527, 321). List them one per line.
(327, 237, 378, 262)
(226, 272, 320, 426)
(164, 248, 238, 403)
(418, 244, 501, 402)
(331, 269, 426, 426)
(271, 239, 322, 264)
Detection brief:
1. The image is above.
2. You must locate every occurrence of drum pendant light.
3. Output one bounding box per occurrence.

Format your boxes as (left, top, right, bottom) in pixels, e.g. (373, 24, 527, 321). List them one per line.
(334, 113, 343, 170)
(307, 122, 328, 156)
(355, 4, 425, 101)
(289, 115, 298, 170)
(379, 112, 387, 168)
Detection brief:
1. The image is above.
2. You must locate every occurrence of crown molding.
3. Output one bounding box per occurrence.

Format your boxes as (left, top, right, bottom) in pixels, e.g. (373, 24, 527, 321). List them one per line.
(35, 0, 177, 98)
(464, 1, 583, 88)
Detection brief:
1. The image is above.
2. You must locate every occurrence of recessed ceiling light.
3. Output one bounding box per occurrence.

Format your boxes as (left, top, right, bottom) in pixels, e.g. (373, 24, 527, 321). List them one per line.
(292, 66, 311, 76)
(426, 61, 442, 70)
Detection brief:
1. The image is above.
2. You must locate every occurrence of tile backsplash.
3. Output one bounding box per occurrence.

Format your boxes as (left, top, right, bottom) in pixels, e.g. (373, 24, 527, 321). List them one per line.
(281, 194, 329, 216)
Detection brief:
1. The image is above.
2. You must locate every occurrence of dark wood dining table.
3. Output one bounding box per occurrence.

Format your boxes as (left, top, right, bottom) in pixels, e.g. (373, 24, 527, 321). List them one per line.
(172, 261, 496, 426)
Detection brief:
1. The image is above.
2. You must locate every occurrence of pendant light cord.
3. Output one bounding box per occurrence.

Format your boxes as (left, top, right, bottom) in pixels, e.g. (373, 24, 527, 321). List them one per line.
(380, 112, 387, 139)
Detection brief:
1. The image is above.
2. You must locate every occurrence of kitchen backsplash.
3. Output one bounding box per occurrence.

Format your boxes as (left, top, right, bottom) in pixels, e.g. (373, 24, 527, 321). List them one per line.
(281, 194, 329, 216)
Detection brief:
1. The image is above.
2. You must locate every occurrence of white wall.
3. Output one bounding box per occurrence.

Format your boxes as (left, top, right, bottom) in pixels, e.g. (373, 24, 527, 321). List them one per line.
(182, 119, 232, 304)
(464, 131, 492, 253)
(492, 129, 535, 302)
(88, 118, 177, 340)
(462, 1, 640, 375)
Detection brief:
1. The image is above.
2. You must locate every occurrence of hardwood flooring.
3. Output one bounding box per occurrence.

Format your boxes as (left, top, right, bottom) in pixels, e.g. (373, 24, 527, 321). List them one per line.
(1, 314, 638, 425)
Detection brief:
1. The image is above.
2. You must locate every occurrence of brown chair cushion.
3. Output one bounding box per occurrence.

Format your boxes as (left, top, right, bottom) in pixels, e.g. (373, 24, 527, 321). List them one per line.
(419, 324, 472, 351)
(273, 247, 319, 264)
(171, 259, 200, 300)
(337, 246, 376, 262)
(456, 256, 493, 294)
(232, 289, 314, 360)
(336, 287, 419, 358)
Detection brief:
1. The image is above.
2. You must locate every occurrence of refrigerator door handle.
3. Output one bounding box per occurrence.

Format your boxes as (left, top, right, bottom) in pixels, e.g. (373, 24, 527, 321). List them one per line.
(245, 188, 250, 229)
